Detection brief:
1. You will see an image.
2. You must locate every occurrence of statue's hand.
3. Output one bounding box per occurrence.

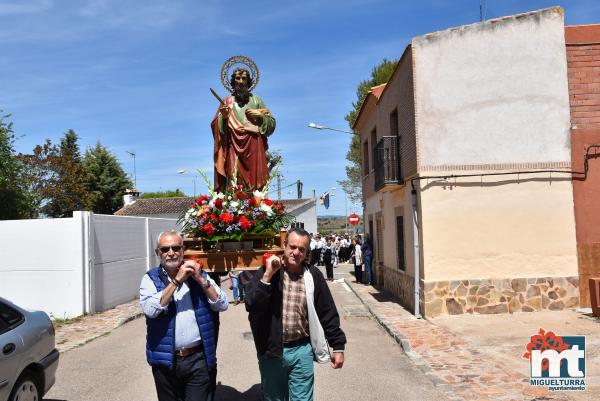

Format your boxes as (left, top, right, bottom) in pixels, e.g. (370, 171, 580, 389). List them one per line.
(220, 105, 231, 119)
(245, 109, 263, 125)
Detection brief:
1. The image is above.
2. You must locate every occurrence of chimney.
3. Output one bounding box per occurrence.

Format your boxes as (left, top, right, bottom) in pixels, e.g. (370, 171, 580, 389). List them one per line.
(123, 188, 140, 206)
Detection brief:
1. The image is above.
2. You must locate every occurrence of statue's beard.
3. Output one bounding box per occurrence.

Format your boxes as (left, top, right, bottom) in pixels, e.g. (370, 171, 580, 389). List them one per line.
(233, 85, 250, 106)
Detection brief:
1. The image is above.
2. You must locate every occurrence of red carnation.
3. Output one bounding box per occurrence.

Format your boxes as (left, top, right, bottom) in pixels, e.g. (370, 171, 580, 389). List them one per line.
(214, 198, 223, 209)
(209, 214, 218, 223)
(237, 192, 249, 200)
(219, 212, 234, 224)
(197, 195, 209, 204)
(248, 198, 256, 207)
(263, 198, 273, 206)
(202, 223, 215, 236)
(239, 216, 251, 231)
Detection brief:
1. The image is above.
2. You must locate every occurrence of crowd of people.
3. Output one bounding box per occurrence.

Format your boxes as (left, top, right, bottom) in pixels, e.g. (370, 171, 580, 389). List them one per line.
(308, 232, 373, 285)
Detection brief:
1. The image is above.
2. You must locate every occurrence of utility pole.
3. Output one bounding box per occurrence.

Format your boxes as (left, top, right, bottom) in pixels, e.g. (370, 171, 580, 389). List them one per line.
(126, 151, 137, 188)
(480, 0, 486, 22)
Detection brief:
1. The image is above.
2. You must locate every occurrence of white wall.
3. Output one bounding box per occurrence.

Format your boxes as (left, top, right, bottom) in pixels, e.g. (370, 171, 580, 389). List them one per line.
(413, 7, 571, 168)
(293, 200, 317, 235)
(0, 213, 177, 318)
(0, 215, 86, 318)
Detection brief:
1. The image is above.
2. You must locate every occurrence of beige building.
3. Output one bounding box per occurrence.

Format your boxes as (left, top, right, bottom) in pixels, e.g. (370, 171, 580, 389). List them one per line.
(355, 7, 580, 317)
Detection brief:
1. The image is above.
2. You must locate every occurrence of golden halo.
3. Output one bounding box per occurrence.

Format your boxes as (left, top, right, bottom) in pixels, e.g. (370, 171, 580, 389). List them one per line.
(220, 55, 259, 93)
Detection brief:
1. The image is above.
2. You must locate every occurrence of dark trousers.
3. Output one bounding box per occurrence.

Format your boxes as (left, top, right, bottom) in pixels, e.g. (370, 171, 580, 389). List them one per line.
(152, 351, 216, 401)
(325, 259, 333, 279)
(354, 263, 363, 283)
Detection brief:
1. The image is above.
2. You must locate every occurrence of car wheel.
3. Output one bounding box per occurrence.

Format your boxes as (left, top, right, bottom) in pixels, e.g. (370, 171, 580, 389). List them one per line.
(9, 371, 41, 401)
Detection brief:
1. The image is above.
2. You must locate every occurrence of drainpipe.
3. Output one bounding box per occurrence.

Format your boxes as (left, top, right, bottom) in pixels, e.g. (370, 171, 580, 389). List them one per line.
(411, 181, 421, 318)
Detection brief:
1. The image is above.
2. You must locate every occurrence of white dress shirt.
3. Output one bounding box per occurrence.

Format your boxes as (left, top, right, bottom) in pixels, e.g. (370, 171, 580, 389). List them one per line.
(140, 269, 229, 350)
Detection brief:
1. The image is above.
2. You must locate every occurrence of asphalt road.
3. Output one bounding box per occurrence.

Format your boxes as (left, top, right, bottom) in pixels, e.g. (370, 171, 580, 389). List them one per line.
(45, 264, 445, 401)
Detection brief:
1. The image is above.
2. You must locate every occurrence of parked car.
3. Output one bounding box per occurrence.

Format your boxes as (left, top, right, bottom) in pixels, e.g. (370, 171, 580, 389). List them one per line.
(0, 297, 59, 401)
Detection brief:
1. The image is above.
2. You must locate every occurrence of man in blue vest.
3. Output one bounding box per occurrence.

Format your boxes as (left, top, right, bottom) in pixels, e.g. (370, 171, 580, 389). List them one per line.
(140, 231, 229, 401)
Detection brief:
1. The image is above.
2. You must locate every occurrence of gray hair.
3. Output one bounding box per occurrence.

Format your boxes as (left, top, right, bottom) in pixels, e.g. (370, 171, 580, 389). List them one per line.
(155, 231, 183, 249)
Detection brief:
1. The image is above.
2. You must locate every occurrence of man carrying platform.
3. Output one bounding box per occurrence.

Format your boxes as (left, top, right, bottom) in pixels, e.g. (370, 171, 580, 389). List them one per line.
(245, 227, 346, 401)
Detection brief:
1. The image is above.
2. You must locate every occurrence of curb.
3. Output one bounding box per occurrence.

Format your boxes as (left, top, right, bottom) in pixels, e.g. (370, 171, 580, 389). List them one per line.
(343, 278, 464, 401)
(58, 311, 144, 353)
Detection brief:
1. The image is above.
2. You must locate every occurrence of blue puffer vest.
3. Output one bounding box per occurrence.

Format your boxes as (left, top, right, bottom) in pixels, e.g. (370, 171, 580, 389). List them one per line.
(145, 267, 217, 369)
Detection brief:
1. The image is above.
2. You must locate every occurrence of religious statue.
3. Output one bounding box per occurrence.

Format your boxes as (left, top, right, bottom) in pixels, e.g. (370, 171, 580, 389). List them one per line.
(211, 56, 276, 192)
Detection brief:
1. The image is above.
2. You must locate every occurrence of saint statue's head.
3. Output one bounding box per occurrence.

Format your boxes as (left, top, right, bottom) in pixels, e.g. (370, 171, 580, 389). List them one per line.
(230, 68, 253, 106)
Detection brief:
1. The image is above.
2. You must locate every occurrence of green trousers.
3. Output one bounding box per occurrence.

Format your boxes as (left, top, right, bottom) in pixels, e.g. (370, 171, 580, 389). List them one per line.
(258, 341, 314, 401)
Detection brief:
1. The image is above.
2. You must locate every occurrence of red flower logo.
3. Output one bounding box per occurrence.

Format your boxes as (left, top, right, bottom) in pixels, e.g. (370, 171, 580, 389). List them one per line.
(523, 328, 570, 372)
(219, 212, 234, 225)
(202, 223, 215, 237)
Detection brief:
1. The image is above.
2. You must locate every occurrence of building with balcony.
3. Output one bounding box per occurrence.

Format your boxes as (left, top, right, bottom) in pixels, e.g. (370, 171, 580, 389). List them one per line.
(355, 7, 585, 317)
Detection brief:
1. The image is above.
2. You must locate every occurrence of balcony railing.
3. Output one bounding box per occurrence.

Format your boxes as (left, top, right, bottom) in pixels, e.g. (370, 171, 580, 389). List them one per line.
(374, 136, 402, 191)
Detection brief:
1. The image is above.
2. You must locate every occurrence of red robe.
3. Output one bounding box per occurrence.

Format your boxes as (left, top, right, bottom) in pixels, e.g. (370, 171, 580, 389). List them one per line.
(211, 94, 275, 192)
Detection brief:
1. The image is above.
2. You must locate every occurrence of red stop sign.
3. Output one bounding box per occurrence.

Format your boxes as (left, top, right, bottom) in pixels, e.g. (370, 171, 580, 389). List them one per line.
(348, 213, 360, 225)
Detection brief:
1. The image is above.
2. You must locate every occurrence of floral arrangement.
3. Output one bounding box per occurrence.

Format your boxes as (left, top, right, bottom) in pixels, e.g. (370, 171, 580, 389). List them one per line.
(178, 168, 294, 242)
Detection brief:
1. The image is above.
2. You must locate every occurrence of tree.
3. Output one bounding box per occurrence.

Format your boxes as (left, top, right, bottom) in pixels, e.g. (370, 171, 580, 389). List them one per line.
(0, 112, 35, 219)
(340, 58, 398, 205)
(20, 130, 91, 217)
(141, 189, 187, 199)
(82, 142, 133, 214)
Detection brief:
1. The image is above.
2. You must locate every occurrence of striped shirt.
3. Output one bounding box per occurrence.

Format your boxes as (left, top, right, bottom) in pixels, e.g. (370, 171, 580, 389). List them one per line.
(281, 269, 309, 343)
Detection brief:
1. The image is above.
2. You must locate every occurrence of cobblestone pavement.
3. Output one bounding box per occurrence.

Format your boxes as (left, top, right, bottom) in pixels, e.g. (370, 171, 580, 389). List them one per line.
(344, 278, 573, 401)
(55, 299, 142, 352)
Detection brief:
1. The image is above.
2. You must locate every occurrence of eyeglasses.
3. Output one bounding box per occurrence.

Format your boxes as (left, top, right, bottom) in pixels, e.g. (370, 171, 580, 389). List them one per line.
(158, 245, 182, 254)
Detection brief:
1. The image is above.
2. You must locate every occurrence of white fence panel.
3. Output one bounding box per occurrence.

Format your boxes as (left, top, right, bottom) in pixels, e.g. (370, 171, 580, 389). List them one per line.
(0, 213, 178, 318)
(0, 216, 85, 318)
(92, 215, 148, 311)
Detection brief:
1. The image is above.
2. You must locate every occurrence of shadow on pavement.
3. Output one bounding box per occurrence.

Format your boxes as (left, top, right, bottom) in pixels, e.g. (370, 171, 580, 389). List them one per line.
(215, 383, 261, 401)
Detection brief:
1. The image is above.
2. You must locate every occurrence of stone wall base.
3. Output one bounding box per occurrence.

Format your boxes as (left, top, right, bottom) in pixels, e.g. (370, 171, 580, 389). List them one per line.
(423, 276, 580, 318)
(381, 265, 415, 313)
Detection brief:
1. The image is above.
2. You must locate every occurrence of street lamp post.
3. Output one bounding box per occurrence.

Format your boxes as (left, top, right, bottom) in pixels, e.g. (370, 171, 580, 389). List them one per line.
(307, 122, 358, 136)
(177, 169, 196, 197)
(126, 151, 137, 188)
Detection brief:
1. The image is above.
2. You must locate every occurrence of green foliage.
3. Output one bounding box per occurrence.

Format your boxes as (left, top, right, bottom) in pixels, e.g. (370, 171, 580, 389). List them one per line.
(141, 189, 188, 199)
(82, 142, 133, 214)
(341, 58, 398, 205)
(0, 112, 36, 219)
(20, 129, 92, 217)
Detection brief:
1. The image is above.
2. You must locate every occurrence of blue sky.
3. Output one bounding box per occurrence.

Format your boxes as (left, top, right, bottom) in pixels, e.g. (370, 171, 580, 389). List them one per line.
(2, 0, 598, 216)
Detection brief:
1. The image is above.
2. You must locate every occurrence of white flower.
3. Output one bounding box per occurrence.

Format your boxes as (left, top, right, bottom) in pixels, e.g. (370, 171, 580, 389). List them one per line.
(215, 193, 225, 200)
(230, 201, 239, 209)
(228, 195, 232, 200)
(253, 190, 265, 199)
(260, 203, 273, 216)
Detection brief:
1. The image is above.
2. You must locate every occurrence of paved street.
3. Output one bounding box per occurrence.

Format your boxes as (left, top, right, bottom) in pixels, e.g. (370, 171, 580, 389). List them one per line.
(45, 264, 445, 401)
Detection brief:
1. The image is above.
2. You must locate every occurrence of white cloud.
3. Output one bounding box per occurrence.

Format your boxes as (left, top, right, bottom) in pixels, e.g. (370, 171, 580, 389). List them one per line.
(0, 0, 51, 16)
